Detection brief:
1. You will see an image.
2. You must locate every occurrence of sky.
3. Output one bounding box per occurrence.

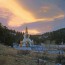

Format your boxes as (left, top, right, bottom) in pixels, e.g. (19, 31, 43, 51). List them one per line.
(0, 0, 65, 35)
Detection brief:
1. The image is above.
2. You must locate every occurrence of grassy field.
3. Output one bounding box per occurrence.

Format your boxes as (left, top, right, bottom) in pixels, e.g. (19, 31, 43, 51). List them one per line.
(0, 44, 37, 65)
(0, 44, 64, 65)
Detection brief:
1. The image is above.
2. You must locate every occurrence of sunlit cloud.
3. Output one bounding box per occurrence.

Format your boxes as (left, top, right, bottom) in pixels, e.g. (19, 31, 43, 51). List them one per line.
(0, 0, 65, 28)
(36, 14, 64, 22)
(8, 13, 64, 27)
(0, 0, 65, 34)
(0, 7, 12, 19)
(22, 29, 41, 35)
(8, 16, 28, 27)
(0, 0, 36, 22)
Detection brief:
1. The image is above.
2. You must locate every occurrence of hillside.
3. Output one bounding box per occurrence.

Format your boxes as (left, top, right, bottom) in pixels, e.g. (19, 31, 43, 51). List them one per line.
(0, 23, 23, 46)
(30, 28, 65, 45)
(42, 28, 65, 44)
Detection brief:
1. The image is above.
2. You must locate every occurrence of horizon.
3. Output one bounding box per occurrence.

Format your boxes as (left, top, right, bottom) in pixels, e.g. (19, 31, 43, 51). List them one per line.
(0, 0, 65, 34)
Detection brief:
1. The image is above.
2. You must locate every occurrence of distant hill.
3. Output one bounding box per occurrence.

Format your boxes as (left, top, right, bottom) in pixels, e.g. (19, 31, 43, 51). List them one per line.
(30, 28, 65, 45)
(43, 28, 65, 44)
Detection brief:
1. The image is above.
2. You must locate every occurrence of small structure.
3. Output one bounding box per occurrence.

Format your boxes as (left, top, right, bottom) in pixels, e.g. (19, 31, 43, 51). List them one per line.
(21, 27, 33, 47)
(19, 27, 33, 50)
(13, 27, 46, 52)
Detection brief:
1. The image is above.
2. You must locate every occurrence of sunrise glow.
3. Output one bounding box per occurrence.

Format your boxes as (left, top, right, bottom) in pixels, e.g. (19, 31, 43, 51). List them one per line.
(22, 29, 40, 35)
(0, 0, 65, 34)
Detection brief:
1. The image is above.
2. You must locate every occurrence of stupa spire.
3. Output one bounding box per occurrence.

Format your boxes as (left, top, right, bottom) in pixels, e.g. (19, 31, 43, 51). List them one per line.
(25, 26, 28, 38)
(25, 26, 28, 34)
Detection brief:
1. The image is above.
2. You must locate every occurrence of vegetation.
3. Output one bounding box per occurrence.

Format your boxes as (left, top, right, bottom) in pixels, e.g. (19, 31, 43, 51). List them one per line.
(0, 22, 65, 46)
(0, 44, 37, 65)
(56, 55, 65, 65)
(0, 23, 43, 46)
(30, 28, 65, 45)
(42, 28, 65, 45)
(0, 23, 23, 46)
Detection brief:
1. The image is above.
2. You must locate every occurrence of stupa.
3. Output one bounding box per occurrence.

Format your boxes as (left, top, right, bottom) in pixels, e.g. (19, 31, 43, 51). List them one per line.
(19, 27, 33, 50)
(13, 27, 46, 52)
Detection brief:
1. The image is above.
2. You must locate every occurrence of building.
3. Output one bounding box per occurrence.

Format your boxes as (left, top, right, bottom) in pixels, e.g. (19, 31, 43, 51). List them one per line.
(13, 27, 46, 52)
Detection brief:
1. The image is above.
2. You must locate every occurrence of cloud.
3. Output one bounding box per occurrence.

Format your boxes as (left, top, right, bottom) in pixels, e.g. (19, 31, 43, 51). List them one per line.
(37, 3, 65, 19)
(14, 19, 65, 34)
(0, 0, 65, 27)
(0, 7, 13, 26)
(22, 29, 41, 35)
(13, 21, 53, 34)
(0, 0, 65, 34)
(0, 0, 36, 23)
(0, 7, 12, 18)
(8, 16, 24, 27)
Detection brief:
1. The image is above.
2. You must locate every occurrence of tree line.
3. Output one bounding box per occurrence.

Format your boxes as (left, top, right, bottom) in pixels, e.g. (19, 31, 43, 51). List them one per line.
(30, 28, 65, 45)
(0, 23, 23, 46)
(42, 28, 65, 45)
(0, 22, 65, 46)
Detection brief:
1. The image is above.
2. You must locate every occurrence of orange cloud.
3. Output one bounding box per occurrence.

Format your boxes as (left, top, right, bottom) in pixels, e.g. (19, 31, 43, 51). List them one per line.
(0, 0, 65, 27)
(54, 14, 64, 19)
(7, 16, 30, 27)
(8, 16, 22, 27)
(8, 13, 64, 27)
(22, 29, 40, 35)
(0, 0, 36, 22)
(0, 8, 10, 18)
(36, 14, 64, 22)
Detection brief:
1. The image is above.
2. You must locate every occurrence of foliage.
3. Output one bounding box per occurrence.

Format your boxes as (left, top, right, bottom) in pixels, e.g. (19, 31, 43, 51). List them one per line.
(30, 28, 65, 45)
(0, 22, 65, 45)
(56, 55, 65, 65)
(0, 23, 23, 46)
(43, 28, 65, 44)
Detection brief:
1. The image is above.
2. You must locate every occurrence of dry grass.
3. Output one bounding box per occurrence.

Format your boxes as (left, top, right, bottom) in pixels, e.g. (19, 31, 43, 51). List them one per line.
(0, 44, 37, 65)
(0, 54, 37, 65)
(0, 44, 61, 65)
(0, 44, 17, 55)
